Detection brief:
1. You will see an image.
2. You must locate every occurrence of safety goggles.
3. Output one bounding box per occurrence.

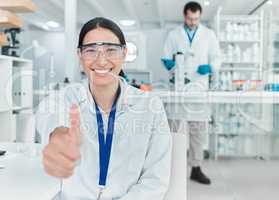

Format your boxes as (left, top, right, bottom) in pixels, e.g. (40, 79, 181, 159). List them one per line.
(79, 42, 126, 61)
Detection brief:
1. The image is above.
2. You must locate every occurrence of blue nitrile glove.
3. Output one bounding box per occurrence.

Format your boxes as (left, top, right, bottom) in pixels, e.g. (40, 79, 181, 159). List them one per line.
(271, 84, 279, 92)
(161, 58, 176, 71)
(197, 64, 212, 75)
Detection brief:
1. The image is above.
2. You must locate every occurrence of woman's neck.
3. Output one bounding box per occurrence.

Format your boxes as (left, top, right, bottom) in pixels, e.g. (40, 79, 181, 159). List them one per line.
(90, 80, 119, 114)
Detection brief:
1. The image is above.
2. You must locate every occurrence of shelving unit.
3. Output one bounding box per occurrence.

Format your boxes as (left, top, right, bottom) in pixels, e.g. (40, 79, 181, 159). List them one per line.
(220, 67, 259, 72)
(0, 32, 7, 46)
(220, 15, 260, 22)
(267, 13, 279, 78)
(215, 8, 264, 92)
(209, 103, 273, 160)
(0, 55, 34, 142)
(266, 13, 279, 159)
(0, 0, 37, 13)
(219, 40, 261, 43)
(0, 10, 22, 28)
(210, 9, 274, 159)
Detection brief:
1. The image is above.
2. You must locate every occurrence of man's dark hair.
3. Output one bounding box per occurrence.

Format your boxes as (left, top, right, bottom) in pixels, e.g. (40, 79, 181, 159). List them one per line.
(183, 1, 202, 15)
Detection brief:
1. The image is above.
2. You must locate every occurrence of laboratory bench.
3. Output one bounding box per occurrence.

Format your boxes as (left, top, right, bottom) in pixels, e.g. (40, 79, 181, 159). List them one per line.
(153, 90, 279, 160)
(0, 133, 187, 200)
(154, 90, 279, 104)
(34, 89, 279, 103)
(0, 143, 60, 200)
(3, 90, 278, 199)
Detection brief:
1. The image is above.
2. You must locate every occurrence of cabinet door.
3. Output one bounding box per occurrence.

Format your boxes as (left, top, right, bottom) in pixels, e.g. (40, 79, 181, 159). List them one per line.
(16, 113, 35, 142)
(0, 111, 13, 142)
(0, 60, 12, 111)
(12, 66, 21, 107)
(21, 66, 33, 108)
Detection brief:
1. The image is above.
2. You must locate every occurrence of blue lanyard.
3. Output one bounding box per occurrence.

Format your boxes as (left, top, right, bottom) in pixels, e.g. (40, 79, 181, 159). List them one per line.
(93, 85, 121, 188)
(184, 25, 198, 46)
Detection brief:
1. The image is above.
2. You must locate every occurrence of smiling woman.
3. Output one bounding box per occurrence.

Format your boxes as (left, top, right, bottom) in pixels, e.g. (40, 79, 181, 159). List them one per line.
(78, 17, 127, 87)
(37, 17, 172, 200)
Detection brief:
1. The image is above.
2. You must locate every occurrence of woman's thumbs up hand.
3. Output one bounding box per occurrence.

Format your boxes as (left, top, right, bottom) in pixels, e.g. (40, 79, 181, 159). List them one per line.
(42, 104, 81, 178)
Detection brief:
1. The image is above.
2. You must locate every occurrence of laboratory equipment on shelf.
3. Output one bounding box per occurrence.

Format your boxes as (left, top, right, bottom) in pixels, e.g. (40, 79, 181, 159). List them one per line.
(218, 71, 263, 91)
(1, 28, 21, 57)
(267, 13, 279, 71)
(222, 43, 259, 63)
(220, 21, 259, 42)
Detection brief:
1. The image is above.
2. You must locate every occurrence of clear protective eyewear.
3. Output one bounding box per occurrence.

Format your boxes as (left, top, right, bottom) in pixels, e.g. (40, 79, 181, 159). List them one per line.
(79, 42, 126, 61)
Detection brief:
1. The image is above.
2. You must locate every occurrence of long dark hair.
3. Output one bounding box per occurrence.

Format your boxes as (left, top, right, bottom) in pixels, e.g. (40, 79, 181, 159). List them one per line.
(78, 17, 126, 77)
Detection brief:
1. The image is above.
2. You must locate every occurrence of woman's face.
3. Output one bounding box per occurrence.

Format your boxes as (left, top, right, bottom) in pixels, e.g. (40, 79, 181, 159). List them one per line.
(79, 27, 127, 86)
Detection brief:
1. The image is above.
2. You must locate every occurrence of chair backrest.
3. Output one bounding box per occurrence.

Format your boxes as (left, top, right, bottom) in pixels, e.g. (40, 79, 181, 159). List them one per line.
(164, 131, 187, 200)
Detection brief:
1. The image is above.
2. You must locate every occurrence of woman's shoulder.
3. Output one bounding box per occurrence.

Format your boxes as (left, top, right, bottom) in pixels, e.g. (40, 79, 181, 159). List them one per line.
(123, 84, 164, 112)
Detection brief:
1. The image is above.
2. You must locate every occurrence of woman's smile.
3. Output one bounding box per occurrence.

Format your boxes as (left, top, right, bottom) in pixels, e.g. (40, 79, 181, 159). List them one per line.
(92, 68, 113, 74)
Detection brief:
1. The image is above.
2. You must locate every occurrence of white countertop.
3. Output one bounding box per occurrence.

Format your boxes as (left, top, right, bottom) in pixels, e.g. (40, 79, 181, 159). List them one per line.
(154, 90, 279, 104)
(0, 138, 187, 200)
(34, 89, 279, 104)
(0, 55, 32, 63)
(0, 143, 60, 200)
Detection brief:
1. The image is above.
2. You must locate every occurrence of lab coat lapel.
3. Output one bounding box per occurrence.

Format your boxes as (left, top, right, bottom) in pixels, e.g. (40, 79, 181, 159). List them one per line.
(180, 26, 191, 48)
(80, 79, 137, 139)
(189, 24, 203, 49)
(80, 78, 136, 115)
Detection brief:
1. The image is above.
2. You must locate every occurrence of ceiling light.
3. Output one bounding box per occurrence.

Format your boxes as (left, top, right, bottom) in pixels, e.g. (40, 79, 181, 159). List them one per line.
(267, 0, 273, 5)
(46, 21, 60, 28)
(204, 0, 210, 6)
(119, 20, 136, 27)
(42, 24, 50, 31)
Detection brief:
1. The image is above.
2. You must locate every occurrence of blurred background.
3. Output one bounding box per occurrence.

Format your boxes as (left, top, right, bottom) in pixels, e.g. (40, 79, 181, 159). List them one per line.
(0, 1, 279, 200)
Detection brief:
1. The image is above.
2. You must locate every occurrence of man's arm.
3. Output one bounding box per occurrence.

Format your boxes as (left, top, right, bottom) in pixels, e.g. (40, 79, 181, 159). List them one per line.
(161, 31, 177, 71)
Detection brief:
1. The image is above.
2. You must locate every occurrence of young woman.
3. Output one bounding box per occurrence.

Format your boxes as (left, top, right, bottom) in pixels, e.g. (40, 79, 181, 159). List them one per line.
(36, 17, 172, 200)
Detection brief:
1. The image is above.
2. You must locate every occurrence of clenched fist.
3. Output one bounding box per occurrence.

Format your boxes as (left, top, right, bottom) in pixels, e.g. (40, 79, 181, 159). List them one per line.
(43, 104, 81, 178)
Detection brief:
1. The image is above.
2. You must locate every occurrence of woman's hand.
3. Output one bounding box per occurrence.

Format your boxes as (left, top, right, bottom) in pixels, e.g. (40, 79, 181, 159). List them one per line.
(42, 105, 81, 178)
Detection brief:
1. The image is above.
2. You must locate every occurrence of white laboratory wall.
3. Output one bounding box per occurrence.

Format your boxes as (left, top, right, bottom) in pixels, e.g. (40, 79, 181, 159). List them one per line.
(114, 29, 171, 84)
(141, 29, 170, 83)
(20, 30, 68, 87)
(123, 31, 147, 70)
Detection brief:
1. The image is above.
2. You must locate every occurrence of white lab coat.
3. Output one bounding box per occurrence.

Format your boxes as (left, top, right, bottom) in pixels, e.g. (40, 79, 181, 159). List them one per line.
(163, 24, 221, 121)
(36, 79, 172, 200)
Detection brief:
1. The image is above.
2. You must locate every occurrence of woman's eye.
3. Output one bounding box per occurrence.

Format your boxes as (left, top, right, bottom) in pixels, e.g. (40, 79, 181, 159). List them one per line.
(107, 48, 118, 52)
(82, 47, 96, 53)
(84, 48, 97, 53)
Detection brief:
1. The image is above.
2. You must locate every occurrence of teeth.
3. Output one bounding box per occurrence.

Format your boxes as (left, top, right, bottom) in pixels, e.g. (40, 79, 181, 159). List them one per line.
(94, 69, 111, 74)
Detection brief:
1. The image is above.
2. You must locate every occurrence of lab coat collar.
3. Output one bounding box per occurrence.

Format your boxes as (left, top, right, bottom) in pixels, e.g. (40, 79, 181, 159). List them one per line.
(184, 23, 198, 32)
(181, 23, 205, 46)
(80, 78, 137, 116)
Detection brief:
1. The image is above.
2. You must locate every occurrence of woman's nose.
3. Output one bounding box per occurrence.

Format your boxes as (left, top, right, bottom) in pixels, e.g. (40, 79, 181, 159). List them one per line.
(95, 52, 108, 66)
